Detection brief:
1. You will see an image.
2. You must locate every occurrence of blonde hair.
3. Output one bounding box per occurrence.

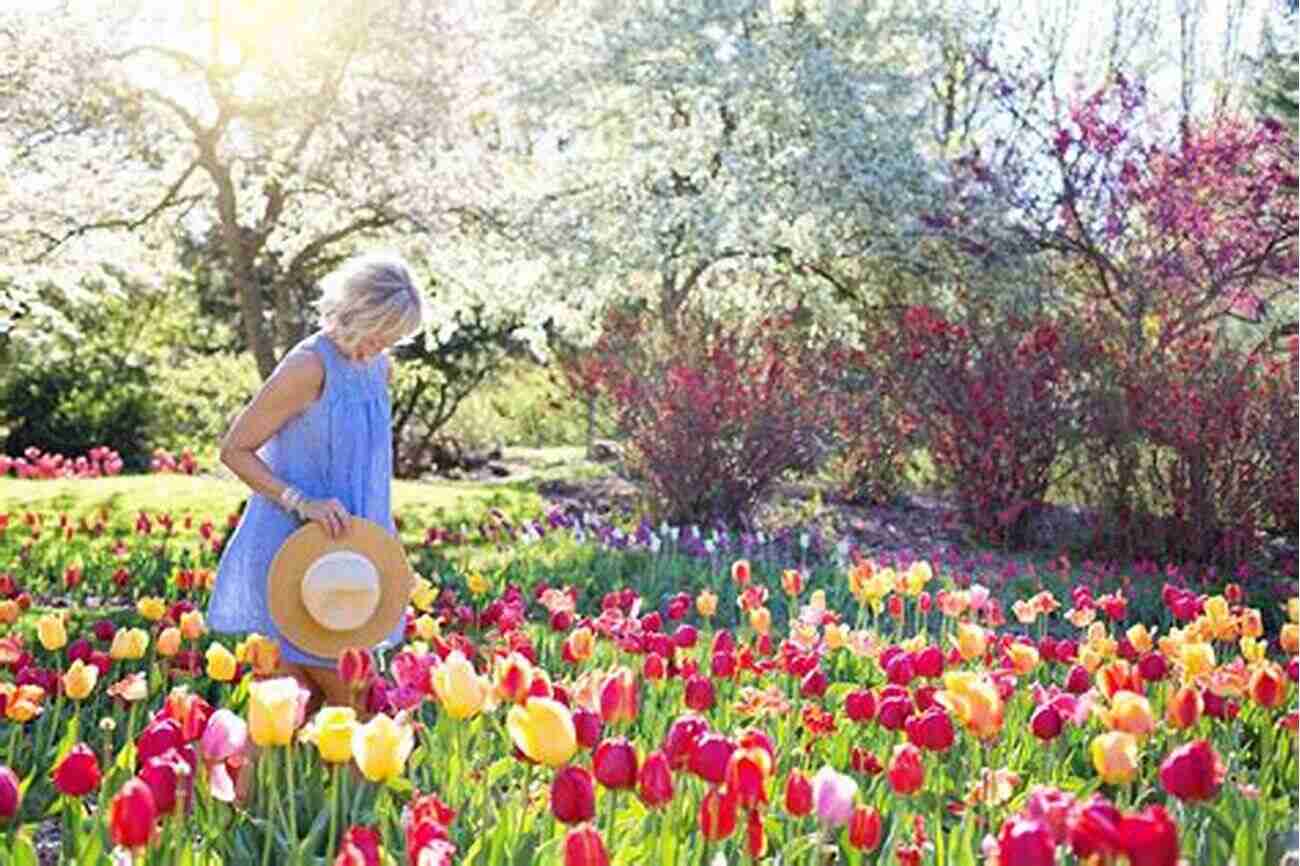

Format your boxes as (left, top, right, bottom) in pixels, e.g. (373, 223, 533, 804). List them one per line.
(314, 252, 428, 350)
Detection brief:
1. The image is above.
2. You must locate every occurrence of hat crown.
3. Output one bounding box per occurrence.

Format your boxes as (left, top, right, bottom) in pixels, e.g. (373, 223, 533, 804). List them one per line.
(300, 551, 381, 632)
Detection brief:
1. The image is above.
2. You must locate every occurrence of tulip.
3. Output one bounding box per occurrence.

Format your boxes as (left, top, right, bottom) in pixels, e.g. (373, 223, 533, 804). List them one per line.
(637, 750, 674, 808)
(844, 689, 877, 723)
(241, 634, 281, 678)
(109, 628, 149, 661)
(551, 766, 596, 824)
(1118, 805, 1179, 866)
(494, 652, 533, 704)
(563, 628, 594, 663)
(572, 707, 603, 750)
(564, 824, 610, 866)
(61, 659, 98, 700)
(248, 677, 307, 747)
(662, 714, 709, 769)
(139, 753, 181, 815)
(137, 718, 183, 764)
(745, 806, 767, 858)
(887, 744, 924, 796)
(156, 627, 182, 658)
(688, 734, 735, 786)
(914, 645, 944, 678)
(593, 738, 638, 790)
(1030, 704, 1063, 741)
(696, 591, 718, 618)
(1159, 740, 1225, 802)
(109, 777, 156, 849)
(1103, 691, 1156, 738)
(955, 622, 987, 661)
(935, 671, 1004, 740)
(307, 707, 358, 764)
(179, 611, 206, 641)
(338, 826, 382, 866)
(339, 647, 376, 691)
(784, 769, 813, 817)
(199, 709, 248, 764)
(905, 707, 955, 752)
(725, 747, 771, 808)
(136, 596, 167, 621)
(352, 713, 415, 783)
(1165, 684, 1203, 730)
(731, 559, 751, 586)
(506, 697, 577, 767)
(998, 816, 1056, 866)
(51, 743, 102, 796)
(1068, 795, 1125, 858)
(1091, 732, 1140, 785)
(0, 765, 20, 821)
(598, 667, 638, 724)
(699, 785, 739, 841)
(684, 675, 715, 711)
(877, 694, 912, 731)
(848, 804, 882, 852)
(1249, 662, 1287, 709)
(800, 667, 829, 698)
(432, 651, 491, 720)
(811, 765, 857, 827)
(205, 642, 237, 682)
(36, 613, 67, 651)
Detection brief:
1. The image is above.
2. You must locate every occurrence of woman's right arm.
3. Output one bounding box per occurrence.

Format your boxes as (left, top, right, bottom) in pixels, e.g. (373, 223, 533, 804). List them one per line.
(219, 351, 350, 537)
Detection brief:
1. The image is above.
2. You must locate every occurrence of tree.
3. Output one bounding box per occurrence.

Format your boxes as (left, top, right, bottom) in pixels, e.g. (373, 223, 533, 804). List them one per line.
(0, 0, 480, 379)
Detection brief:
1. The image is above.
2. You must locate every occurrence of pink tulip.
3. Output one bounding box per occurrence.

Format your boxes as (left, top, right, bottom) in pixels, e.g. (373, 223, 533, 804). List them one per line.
(811, 766, 857, 828)
(199, 709, 248, 764)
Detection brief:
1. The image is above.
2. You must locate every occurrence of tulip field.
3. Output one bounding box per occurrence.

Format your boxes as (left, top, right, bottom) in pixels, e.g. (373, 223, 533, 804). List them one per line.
(0, 503, 1295, 866)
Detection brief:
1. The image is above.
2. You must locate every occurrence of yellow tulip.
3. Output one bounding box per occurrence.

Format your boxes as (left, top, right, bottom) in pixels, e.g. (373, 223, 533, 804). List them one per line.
(242, 635, 281, 678)
(905, 560, 932, 595)
(696, 591, 718, 618)
(352, 713, 415, 782)
(1102, 691, 1155, 738)
(37, 614, 67, 651)
(1091, 732, 1139, 784)
(414, 614, 439, 642)
(410, 577, 438, 612)
(749, 606, 771, 636)
(506, 697, 577, 767)
(935, 671, 1004, 740)
(1282, 623, 1299, 656)
(136, 597, 167, 622)
(954, 622, 987, 662)
(1240, 636, 1266, 665)
(823, 623, 847, 651)
(1179, 642, 1216, 680)
(466, 572, 490, 596)
(432, 651, 490, 719)
(248, 677, 306, 747)
(1125, 624, 1154, 656)
(1288, 598, 1299, 623)
(156, 627, 182, 658)
(205, 642, 238, 682)
(109, 628, 149, 661)
(307, 707, 357, 764)
(62, 659, 99, 700)
(4, 684, 44, 722)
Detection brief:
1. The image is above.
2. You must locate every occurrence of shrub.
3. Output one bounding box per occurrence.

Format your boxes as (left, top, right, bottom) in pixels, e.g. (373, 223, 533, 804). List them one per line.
(566, 305, 846, 527)
(874, 306, 1092, 547)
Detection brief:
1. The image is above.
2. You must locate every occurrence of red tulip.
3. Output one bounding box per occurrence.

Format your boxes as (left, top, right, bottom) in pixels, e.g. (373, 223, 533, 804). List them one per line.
(109, 778, 157, 848)
(598, 668, 638, 724)
(338, 826, 381, 866)
(887, 744, 924, 796)
(849, 805, 883, 851)
(1137, 652, 1167, 681)
(997, 817, 1056, 866)
(783, 769, 813, 817)
(637, 750, 674, 808)
(0, 765, 19, 821)
(1159, 740, 1225, 803)
(138, 755, 180, 815)
(905, 708, 954, 752)
(551, 766, 596, 824)
(672, 624, 698, 648)
(725, 748, 770, 808)
(572, 707, 603, 750)
(698, 786, 739, 841)
(1064, 664, 1091, 694)
(563, 824, 609, 866)
(684, 675, 715, 712)
(877, 694, 913, 731)
(886, 652, 916, 686)
(1068, 795, 1125, 859)
(1030, 704, 1063, 741)
(844, 689, 877, 723)
(593, 738, 638, 790)
(1118, 805, 1179, 866)
(710, 651, 737, 679)
(688, 734, 736, 786)
(662, 714, 709, 769)
(643, 653, 666, 681)
(914, 646, 944, 678)
(51, 743, 102, 797)
(137, 718, 183, 764)
(800, 667, 829, 698)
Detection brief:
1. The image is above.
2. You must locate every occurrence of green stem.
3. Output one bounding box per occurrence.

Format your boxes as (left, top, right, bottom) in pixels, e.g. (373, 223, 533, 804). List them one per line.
(285, 746, 299, 851)
(328, 763, 340, 861)
(260, 753, 274, 866)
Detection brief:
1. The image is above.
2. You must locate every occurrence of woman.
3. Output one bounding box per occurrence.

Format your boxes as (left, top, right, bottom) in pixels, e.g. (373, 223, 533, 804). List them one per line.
(207, 251, 429, 711)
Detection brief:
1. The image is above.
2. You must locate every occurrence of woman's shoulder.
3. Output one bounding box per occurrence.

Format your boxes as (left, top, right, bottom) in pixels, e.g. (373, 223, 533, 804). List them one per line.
(268, 346, 326, 398)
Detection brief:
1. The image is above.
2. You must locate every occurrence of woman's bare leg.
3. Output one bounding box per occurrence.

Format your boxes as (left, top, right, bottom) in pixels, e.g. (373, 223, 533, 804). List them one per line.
(299, 665, 353, 711)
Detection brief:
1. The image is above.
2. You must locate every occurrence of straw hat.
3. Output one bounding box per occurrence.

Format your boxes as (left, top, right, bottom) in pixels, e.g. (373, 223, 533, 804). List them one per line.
(267, 517, 414, 659)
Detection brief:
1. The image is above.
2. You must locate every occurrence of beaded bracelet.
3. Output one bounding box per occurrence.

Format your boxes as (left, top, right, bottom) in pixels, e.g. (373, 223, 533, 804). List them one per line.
(279, 486, 309, 519)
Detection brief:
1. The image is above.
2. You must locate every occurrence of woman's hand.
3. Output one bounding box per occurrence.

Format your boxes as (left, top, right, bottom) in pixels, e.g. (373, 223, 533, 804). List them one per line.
(301, 498, 351, 538)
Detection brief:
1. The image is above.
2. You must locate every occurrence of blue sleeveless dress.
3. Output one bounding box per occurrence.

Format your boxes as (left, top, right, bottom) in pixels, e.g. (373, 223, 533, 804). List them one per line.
(207, 331, 403, 669)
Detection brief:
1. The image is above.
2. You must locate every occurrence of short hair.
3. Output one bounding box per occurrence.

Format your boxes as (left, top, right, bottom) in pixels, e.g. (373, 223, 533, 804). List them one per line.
(314, 252, 429, 350)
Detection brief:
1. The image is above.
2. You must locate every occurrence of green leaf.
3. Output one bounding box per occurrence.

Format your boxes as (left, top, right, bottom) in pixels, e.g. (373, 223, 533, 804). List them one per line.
(10, 832, 39, 866)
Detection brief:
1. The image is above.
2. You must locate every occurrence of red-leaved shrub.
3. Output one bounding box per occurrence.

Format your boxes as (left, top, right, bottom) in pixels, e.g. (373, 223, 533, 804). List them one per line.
(564, 306, 846, 527)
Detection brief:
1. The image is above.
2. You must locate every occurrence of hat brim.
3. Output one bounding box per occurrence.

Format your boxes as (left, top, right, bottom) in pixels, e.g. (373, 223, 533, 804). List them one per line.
(267, 517, 413, 660)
